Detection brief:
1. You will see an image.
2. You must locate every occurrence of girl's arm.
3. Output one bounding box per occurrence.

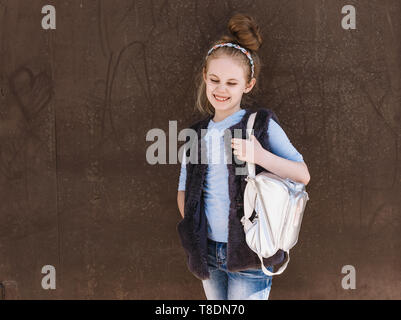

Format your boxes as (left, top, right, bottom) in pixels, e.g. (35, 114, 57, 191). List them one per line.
(177, 191, 185, 218)
(231, 135, 311, 185)
(255, 147, 310, 185)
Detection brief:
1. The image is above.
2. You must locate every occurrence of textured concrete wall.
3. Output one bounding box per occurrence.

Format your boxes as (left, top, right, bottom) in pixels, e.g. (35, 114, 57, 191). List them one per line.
(0, 0, 400, 299)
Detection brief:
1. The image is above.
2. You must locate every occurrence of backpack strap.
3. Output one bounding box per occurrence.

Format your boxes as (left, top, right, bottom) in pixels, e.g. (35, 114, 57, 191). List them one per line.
(258, 251, 290, 276)
(246, 112, 257, 178)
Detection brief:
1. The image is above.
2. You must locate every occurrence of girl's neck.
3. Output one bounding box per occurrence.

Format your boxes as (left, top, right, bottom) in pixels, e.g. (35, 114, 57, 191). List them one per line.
(212, 106, 242, 123)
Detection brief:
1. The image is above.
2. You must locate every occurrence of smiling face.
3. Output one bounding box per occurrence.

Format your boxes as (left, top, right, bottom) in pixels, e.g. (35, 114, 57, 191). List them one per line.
(203, 56, 256, 120)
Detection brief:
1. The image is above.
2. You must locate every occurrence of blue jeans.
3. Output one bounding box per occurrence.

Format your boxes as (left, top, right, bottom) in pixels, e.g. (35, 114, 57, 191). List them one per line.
(201, 238, 273, 300)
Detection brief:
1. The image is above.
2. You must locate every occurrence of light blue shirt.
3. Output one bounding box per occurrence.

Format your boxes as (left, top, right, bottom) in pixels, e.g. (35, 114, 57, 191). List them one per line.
(178, 109, 304, 242)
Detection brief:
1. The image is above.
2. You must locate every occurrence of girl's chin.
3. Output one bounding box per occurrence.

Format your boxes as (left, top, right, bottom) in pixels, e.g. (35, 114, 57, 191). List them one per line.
(211, 98, 233, 108)
(212, 103, 237, 112)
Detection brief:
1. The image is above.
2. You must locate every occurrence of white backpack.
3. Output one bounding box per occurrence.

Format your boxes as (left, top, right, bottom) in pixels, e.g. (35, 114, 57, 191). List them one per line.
(241, 112, 310, 276)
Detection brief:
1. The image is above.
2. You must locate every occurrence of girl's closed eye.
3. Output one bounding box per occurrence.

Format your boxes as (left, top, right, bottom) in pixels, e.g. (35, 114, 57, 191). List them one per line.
(211, 79, 237, 86)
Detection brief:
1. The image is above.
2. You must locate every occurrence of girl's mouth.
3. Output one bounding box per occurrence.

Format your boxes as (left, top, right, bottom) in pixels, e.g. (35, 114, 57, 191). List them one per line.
(213, 94, 230, 102)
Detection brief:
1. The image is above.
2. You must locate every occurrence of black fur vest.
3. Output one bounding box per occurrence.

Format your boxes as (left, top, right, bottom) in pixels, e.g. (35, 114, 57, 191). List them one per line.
(177, 108, 286, 280)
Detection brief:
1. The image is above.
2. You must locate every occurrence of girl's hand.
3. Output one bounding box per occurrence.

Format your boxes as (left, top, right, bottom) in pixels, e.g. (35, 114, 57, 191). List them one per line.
(231, 135, 263, 164)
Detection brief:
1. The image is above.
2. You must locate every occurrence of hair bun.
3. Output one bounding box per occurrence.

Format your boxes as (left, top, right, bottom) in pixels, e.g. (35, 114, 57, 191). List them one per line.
(227, 13, 262, 52)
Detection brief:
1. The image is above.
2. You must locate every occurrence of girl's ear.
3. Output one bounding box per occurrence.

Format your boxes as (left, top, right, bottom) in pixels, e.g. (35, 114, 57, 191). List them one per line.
(244, 78, 256, 93)
(202, 67, 207, 82)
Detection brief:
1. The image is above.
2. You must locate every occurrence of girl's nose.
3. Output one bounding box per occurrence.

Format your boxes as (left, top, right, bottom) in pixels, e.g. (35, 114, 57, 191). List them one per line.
(215, 84, 229, 92)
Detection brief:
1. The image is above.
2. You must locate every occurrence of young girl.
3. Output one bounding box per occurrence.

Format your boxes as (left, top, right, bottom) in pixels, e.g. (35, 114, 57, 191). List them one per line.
(176, 13, 310, 300)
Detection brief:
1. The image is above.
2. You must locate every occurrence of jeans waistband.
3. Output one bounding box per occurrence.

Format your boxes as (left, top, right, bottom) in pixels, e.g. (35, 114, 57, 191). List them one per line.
(207, 238, 227, 263)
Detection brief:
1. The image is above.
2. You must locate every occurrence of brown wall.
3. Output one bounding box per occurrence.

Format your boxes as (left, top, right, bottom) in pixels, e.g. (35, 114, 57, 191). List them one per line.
(0, 0, 400, 299)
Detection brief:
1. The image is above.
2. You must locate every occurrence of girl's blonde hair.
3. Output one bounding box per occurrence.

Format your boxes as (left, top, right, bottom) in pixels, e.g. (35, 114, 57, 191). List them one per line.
(195, 13, 263, 115)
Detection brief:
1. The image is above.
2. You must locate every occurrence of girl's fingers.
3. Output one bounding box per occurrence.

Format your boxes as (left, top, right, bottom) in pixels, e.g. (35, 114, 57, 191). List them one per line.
(231, 138, 244, 144)
(231, 139, 244, 146)
(233, 150, 242, 156)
